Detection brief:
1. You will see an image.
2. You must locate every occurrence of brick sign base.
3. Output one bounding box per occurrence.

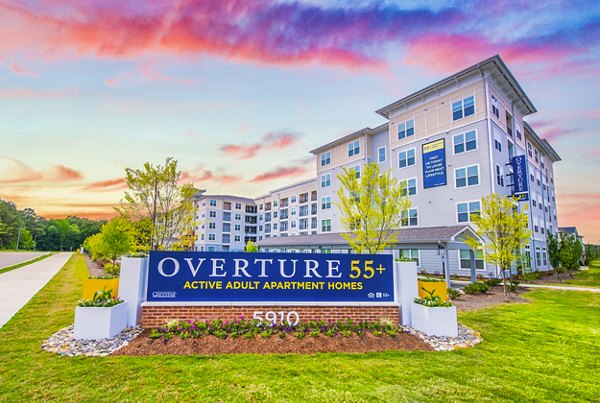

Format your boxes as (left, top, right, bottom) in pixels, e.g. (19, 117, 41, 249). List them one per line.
(141, 305, 400, 328)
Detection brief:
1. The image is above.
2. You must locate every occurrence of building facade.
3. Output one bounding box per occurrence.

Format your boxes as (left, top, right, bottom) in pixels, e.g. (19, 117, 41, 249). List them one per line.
(193, 55, 561, 277)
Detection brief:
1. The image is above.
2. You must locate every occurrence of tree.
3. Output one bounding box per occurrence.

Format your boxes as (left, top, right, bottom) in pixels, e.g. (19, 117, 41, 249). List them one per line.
(97, 219, 132, 267)
(559, 233, 583, 277)
(465, 194, 531, 296)
(245, 240, 258, 252)
(118, 157, 196, 251)
(336, 162, 411, 254)
(547, 233, 563, 279)
(18, 229, 35, 250)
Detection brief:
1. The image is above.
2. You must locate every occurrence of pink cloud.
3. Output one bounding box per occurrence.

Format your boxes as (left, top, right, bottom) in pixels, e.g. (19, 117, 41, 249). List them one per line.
(180, 169, 241, 185)
(557, 192, 600, 242)
(221, 131, 301, 159)
(10, 63, 39, 78)
(0, 157, 82, 183)
(250, 165, 309, 183)
(82, 178, 127, 191)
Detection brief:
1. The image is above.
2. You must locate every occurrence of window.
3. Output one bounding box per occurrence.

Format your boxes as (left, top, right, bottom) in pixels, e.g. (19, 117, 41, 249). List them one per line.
(234, 235, 241, 242)
(536, 247, 542, 267)
(491, 95, 499, 118)
(209, 211, 217, 218)
(494, 138, 502, 152)
(235, 213, 241, 220)
(457, 201, 480, 223)
(496, 165, 504, 187)
(398, 148, 416, 168)
(517, 130, 522, 140)
(534, 149, 539, 163)
(234, 224, 241, 231)
(291, 196, 296, 203)
(291, 221, 296, 228)
(351, 165, 361, 178)
(208, 234, 216, 241)
(453, 130, 477, 154)
(209, 199, 217, 206)
(378, 147, 386, 163)
(348, 140, 360, 157)
(208, 222, 216, 229)
(223, 212, 231, 221)
(452, 95, 475, 120)
(321, 174, 331, 188)
(398, 119, 415, 139)
(321, 219, 332, 232)
(527, 142, 533, 158)
(235, 202, 241, 209)
(321, 151, 331, 166)
(402, 178, 417, 196)
(459, 250, 484, 270)
(455, 165, 479, 188)
(280, 222, 288, 231)
(321, 196, 331, 210)
(401, 208, 418, 227)
(399, 249, 420, 266)
(291, 208, 296, 216)
(222, 234, 230, 243)
(524, 245, 532, 268)
(506, 112, 513, 136)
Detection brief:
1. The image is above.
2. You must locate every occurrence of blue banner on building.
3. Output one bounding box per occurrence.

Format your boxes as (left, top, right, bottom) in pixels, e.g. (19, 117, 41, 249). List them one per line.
(422, 139, 447, 189)
(511, 155, 529, 201)
(146, 251, 395, 303)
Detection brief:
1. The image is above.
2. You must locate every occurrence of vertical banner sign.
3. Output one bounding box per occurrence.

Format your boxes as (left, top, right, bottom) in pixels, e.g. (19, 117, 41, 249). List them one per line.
(146, 251, 395, 303)
(422, 139, 447, 189)
(511, 155, 529, 201)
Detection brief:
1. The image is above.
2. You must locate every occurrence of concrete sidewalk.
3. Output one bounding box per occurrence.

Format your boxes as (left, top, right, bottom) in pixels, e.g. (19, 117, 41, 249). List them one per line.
(0, 252, 47, 269)
(0, 252, 73, 328)
(451, 279, 600, 293)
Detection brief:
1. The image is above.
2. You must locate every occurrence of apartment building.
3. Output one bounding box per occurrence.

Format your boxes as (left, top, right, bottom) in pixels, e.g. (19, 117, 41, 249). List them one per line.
(193, 194, 257, 252)
(195, 55, 561, 277)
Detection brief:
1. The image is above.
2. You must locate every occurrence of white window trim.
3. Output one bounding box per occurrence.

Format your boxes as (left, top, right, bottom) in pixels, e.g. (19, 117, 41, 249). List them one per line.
(452, 129, 479, 156)
(321, 173, 331, 188)
(399, 249, 421, 267)
(398, 147, 417, 169)
(401, 207, 419, 227)
(377, 146, 387, 163)
(454, 163, 480, 189)
(455, 200, 481, 223)
(496, 164, 505, 187)
(403, 177, 418, 196)
(457, 250, 486, 271)
(452, 95, 476, 121)
(397, 118, 415, 140)
(321, 151, 331, 166)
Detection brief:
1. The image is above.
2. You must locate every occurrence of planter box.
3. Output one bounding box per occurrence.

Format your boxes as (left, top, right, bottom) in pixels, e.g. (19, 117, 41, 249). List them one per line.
(411, 302, 458, 337)
(82, 278, 119, 300)
(417, 279, 448, 301)
(74, 301, 128, 340)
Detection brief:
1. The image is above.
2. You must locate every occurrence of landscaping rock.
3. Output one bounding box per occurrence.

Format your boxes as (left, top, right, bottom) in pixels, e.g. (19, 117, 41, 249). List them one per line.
(402, 324, 482, 351)
(42, 325, 143, 357)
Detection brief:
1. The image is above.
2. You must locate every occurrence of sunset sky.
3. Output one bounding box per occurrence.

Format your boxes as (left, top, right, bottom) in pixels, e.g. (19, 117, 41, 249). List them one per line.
(1, 0, 599, 242)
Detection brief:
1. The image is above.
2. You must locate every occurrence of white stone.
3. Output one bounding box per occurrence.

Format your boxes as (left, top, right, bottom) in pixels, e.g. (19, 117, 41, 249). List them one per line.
(73, 302, 129, 340)
(411, 302, 458, 337)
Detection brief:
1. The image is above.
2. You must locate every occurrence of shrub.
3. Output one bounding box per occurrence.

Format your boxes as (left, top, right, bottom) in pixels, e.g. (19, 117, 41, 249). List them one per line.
(77, 287, 123, 307)
(463, 281, 490, 294)
(104, 262, 121, 276)
(447, 288, 462, 300)
(413, 295, 453, 307)
(485, 278, 502, 287)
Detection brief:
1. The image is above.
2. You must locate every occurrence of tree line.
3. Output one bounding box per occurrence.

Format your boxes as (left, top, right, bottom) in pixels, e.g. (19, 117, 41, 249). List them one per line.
(0, 199, 105, 251)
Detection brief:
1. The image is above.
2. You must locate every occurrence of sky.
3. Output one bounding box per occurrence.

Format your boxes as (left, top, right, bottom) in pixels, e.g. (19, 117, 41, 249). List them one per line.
(1, 0, 599, 242)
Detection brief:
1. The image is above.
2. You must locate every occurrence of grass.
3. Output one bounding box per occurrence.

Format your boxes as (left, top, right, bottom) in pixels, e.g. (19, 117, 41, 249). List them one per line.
(0, 254, 598, 401)
(562, 260, 600, 287)
(0, 253, 53, 275)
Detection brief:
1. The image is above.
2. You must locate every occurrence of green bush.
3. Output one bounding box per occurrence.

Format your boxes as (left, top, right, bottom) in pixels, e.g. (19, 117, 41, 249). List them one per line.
(463, 281, 490, 294)
(485, 278, 502, 287)
(104, 262, 120, 276)
(447, 288, 462, 299)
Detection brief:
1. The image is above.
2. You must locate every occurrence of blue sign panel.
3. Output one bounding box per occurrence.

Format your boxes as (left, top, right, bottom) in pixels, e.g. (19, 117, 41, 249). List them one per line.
(511, 155, 529, 201)
(147, 251, 395, 303)
(422, 139, 447, 189)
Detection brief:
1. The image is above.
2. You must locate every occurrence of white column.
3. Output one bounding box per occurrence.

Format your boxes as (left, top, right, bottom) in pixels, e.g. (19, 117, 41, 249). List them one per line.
(118, 256, 148, 327)
(397, 260, 418, 326)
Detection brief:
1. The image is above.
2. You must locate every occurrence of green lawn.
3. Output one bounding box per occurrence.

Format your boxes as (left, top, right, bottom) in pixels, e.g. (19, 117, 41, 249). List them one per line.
(0, 253, 53, 275)
(0, 255, 598, 401)
(563, 260, 600, 287)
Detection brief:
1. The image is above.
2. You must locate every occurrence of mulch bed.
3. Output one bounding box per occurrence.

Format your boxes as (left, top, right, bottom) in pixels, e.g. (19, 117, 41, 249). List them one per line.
(452, 286, 529, 311)
(83, 255, 105, 277)
(114, 329, 433, 356)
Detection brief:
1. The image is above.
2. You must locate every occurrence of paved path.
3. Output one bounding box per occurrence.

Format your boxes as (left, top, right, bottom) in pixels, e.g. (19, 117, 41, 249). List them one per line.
(0, 252, 47, 269)
(451, 279, 599, 293)
(0, 252, 73, 328)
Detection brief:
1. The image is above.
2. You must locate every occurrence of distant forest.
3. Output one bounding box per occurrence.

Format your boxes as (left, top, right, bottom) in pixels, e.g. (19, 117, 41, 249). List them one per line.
(0, 198, 106, 251)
